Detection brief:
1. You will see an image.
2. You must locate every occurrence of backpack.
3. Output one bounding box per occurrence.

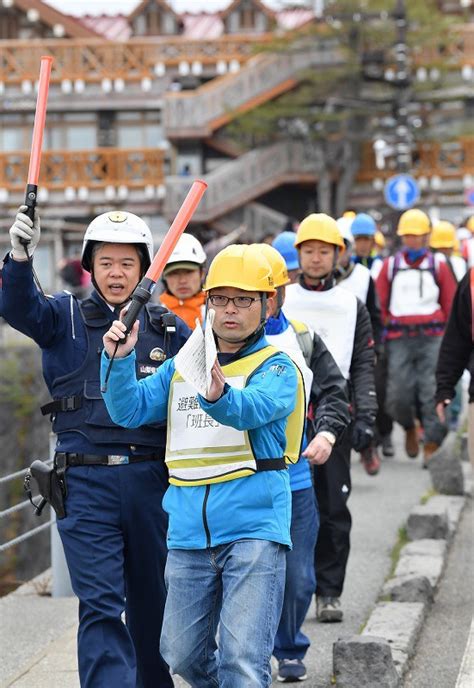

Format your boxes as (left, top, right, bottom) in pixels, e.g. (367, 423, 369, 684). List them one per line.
(288, 319, 313, 367)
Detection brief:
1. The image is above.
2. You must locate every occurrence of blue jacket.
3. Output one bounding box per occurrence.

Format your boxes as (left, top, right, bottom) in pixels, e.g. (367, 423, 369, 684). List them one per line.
(0, 254, 190, 455)
(101, 335, 297, 550)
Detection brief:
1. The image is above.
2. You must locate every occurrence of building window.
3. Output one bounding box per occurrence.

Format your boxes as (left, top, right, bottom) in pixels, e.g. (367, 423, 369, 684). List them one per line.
(116, 112, 164, 148)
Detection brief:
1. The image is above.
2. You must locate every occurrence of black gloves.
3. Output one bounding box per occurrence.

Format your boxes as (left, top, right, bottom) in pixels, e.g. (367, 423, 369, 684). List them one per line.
(352, 418, 374, 452)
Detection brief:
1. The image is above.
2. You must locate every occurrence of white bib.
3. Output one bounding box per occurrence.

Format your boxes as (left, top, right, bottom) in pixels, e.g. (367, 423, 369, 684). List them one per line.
(389, 254, 441, 317)
(340, 263, 370, 303)
(283, 283, 357, 379)
(266, 325, 313, 407)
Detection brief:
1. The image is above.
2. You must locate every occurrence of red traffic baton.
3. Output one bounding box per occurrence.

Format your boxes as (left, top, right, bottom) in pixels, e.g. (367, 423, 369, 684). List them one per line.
(24, 56, 53, 225)
(121, 179, 208, 335)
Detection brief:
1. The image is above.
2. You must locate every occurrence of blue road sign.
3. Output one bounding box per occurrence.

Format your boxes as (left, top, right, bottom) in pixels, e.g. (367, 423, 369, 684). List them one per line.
(465, 187, 474, 206)
(384, 174, 420, 210)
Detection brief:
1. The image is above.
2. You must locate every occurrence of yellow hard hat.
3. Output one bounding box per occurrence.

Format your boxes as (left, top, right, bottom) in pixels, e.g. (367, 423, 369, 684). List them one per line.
(467, 216, 474, 233)
(397, 209, 431, 236)
(295, 213, 345, 250)
(252, 243, 290, 288)
(374, 230, 386, 248)
(429, 221, 457, 249)
(203, 244, 275, 292)
(343, 210, 356, 220)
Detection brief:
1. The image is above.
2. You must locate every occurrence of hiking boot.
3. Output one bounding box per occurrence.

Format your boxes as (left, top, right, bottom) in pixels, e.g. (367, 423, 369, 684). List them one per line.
(277, 659, 307, 683)
(423, 441, 439, 469)
(316, 596, 343, 623)
(381, 434, 395, 457)
(360, 447, 381, 476)
(405, 427, 419, 458)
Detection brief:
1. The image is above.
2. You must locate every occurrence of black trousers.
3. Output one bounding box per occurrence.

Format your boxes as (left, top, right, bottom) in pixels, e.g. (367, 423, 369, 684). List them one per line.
(375, 352, 393, 440)
(313, 428, 352, 598)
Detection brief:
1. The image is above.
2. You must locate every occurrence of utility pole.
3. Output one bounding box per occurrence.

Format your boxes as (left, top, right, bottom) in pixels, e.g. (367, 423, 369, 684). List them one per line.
(391, 0, 413, 172)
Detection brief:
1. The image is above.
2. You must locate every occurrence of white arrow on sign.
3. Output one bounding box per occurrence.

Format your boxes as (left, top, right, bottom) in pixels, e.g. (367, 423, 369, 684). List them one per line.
(393, 177, 411, 208)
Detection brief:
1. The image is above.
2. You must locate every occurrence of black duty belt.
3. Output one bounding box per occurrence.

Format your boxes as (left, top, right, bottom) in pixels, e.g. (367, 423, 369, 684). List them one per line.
(56, 452, 163, 467)
(41, 396, 83, 416)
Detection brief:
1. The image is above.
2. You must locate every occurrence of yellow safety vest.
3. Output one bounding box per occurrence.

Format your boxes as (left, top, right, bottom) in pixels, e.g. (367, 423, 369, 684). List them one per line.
(166, 346, 306, 487)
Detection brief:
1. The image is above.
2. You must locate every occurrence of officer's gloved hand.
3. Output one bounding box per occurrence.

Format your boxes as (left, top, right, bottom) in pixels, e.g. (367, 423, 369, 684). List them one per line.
(352, 418, 374, 452)
(9, 205, 41, 260)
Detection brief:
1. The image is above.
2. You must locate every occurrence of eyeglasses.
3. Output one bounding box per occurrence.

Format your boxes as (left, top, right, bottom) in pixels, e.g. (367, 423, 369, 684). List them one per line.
(208, 295, 262, 309)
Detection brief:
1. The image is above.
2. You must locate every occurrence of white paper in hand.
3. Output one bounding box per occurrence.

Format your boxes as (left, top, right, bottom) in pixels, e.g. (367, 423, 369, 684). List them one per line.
(174, 309, 217, 397)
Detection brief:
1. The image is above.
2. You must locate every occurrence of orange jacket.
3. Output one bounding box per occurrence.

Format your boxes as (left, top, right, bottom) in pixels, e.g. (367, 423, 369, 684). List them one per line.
(160, 291, 206, 330)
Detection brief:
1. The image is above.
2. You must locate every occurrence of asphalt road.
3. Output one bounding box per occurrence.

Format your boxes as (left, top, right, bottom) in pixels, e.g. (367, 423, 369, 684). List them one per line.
(404, 498, 473, 688)
(272, 434, 432, 687)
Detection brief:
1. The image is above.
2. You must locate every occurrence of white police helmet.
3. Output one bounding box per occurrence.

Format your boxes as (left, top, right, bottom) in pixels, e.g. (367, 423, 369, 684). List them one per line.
(81, 211, 154, 272)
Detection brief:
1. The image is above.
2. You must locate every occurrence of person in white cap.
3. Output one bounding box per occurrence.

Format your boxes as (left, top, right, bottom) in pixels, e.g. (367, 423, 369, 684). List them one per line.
(159, 232, 207, 329)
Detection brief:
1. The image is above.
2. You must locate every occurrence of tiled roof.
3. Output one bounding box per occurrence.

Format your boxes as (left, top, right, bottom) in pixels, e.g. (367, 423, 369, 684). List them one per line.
(181, 12, 224, 40)
(76, 7, 315, 40)
(80, 14, 132, 41)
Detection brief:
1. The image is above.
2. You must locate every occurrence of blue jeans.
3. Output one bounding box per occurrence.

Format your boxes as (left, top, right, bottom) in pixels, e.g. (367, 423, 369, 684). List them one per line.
(274, 487, 319, 660)
(161, 539, 286, 687)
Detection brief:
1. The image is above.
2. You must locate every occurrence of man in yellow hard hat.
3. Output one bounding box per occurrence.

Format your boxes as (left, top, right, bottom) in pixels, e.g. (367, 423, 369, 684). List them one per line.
(376, 209, 456, 466)
(253, 243, 349, 682)
(100, 244, 305, 687)
(283, 213, 377, 624)
(430, 221, 466, 283)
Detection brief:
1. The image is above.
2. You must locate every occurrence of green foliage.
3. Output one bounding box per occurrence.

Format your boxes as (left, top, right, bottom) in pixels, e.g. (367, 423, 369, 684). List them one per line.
(227, 0, 461, 145)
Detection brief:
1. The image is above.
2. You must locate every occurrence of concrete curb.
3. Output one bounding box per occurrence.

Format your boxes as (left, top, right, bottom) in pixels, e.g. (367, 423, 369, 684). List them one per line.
(333, 450, 472, 687)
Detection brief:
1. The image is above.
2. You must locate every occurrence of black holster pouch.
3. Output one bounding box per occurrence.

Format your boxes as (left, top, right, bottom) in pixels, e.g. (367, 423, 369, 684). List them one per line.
(27, 459, 67, 520)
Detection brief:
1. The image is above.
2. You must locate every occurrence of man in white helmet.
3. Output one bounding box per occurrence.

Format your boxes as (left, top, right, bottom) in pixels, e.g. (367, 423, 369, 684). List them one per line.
(159, 232, 207, 329)
(1, 206, 191, 688)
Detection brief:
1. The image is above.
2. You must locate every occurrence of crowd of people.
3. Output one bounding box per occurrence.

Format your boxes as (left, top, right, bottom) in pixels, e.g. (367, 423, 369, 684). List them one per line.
(1, 202, 472, 686)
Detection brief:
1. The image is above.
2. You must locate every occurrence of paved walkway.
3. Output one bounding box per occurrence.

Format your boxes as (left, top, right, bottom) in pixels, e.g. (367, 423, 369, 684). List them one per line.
(1, 429, 471, 687)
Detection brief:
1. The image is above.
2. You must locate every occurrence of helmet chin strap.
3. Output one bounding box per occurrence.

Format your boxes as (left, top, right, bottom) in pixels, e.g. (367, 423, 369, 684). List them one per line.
(211, 293, 268, 347)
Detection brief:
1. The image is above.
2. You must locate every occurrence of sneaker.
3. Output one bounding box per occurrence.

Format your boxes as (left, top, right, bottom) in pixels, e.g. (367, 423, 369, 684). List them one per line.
(360, 447, 381, 476)
(277, 659, 307, 682)
(423, 441, 439, 469)
(405, 427, 419, 458)
(316, 596, 343, 622)
(381, 434, 395, 457)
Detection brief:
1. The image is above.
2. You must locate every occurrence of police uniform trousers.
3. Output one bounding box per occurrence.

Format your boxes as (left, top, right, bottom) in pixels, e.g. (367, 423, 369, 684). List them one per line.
(57, 459, 173, 688)
(312, 427, 352, 598)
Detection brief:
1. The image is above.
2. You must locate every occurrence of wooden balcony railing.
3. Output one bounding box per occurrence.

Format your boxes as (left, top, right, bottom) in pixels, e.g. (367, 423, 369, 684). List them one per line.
(0, 23, 471, 87)
(164, 41, 345, 138)
(0, 148, 165, 191)
(0, 35, 273, 85)
(357, 138, 474, 182)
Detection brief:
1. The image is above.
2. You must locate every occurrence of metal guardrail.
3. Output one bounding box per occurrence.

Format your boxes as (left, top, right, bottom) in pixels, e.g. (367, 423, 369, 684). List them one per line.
(0, 461, 53, 554)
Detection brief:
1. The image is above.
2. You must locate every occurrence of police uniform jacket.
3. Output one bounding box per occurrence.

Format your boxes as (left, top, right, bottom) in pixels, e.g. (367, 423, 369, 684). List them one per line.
(0, 254, 190, 457)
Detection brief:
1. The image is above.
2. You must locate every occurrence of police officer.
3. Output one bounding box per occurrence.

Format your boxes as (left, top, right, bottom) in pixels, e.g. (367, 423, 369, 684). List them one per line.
(1, 206, 190, 687)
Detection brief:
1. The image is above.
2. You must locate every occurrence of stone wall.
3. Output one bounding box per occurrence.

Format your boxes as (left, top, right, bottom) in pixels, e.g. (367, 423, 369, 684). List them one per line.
(0, 340, 51, 594)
